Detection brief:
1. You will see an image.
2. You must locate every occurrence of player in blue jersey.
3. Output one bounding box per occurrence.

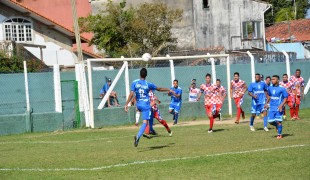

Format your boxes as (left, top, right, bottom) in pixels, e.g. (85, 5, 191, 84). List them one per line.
(125, 68, 170, 147)
(248, 73, 269, 132)
(264, 75, 288, 139)
(169, 80, 182, 125)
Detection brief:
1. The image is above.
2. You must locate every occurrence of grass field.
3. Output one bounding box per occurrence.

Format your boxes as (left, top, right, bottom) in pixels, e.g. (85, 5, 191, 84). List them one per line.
(0, 109, 310, 179)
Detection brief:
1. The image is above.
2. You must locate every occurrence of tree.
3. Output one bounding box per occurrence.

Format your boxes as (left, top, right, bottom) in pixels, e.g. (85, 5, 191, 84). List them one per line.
(79, 0, 183, 58)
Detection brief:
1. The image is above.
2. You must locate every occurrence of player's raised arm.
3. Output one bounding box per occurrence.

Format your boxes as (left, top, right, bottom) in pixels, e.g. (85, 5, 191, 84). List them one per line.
(156, 87, 170, 92)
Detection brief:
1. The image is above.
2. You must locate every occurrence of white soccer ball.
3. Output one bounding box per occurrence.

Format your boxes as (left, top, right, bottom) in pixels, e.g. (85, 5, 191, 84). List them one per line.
(142, 53, 152, 62)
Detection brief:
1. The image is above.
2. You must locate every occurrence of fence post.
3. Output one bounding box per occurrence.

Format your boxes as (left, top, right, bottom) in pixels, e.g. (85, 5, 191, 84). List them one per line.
(53, 64, 62, 113)
(208, 53, 216, 83)
(78, 63, 91, 127)
(123, 57, 130, 106)
(247, 51, 255, 82)
(168, 55, 175, 86)
(226, 56, 232, 117)
(87, 59, 95, 128)
(23, 61, 31, 132)
(282, 50, 291, 78)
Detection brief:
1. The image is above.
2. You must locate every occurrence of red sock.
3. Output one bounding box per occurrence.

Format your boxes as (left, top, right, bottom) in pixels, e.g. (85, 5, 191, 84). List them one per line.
(290, 108, 295, 118)
(158, 119, 171, 132)
(144, 122, 150, 134)
(237, 107, 241, 120)
(296, 105, 300, 118)
(209, 117, 214, 129)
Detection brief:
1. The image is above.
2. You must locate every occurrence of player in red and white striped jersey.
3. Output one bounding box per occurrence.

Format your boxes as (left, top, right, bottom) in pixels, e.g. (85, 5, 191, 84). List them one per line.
(230, 72, 247, 124)
(279, 74, 294, 120)
(213, 79, 227, 120)
(289, 69, 305, 120)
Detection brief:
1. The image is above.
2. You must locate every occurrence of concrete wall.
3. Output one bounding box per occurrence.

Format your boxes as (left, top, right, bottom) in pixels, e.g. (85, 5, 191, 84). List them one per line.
(267, 42, 307, 59)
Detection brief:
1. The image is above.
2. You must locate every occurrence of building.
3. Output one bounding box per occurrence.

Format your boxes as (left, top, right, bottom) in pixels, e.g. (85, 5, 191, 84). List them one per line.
(266, 19, 310, 60)
(91, 0, 270, 51)
(0, 0, 100, 67)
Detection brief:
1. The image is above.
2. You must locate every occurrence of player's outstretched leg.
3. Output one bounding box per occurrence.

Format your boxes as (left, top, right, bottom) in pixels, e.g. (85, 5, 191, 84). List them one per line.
(135, 122, 147, 147)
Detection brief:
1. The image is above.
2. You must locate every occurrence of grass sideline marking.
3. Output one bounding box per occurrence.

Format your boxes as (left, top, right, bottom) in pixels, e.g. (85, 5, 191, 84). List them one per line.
(0, 144, 305, 172)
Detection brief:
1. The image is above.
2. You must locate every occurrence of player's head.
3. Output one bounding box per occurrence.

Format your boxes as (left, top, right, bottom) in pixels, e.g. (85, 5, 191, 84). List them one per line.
(140, 68, 147, 79)
(107, 78, 112, 85)
(216, 79, 221, 86)
(260, 74, 264, 81)
(173, 79, 178, 88)
(295, 69, 301, 77)
(282, 74, 288, 82)
(255, 73, 260, 82)
(191, 79, 196, 83)
(272, 75, 280, 85)
(205, 73, 211, 84)
(265, 76, 271, 84)
(191, 82, 196, 88)
(234, 72, 239, 81)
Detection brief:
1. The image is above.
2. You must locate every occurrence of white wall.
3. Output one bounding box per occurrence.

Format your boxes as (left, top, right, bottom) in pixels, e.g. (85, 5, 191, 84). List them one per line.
(0, 14, 7, 41)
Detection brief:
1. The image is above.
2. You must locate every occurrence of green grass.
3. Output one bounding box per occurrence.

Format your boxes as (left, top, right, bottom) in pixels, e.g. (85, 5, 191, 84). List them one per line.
(0, 110, 310, 179)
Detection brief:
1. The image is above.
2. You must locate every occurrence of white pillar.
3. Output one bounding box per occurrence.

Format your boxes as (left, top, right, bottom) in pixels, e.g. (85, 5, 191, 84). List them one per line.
(168, 55, 175, 86)
(123, 57, 130, 106)
(247, 51, 255, 82)
(87, 59, 95, 128)
(226, 56, 232, 117)
(53, 64, 62, 113)
(282, 50, 291, 78)
(208, 53, 216, 83)
(23, 61, 30, 112)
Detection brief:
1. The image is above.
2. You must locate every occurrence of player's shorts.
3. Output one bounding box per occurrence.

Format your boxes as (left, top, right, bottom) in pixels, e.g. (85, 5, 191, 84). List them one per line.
(268, 110, 284, 122)
(212, 104, 222, 115)
(234, 97, 244, 106)
(169, 102, 182, 113)
(251, 104, 266, 115)
(205, 104, 213, 116)
(153, 109, 162, 120)
(136, 102, 151, 120)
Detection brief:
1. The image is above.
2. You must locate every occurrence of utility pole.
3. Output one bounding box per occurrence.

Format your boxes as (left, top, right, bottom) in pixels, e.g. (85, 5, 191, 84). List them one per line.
(286, 12, 292, 43)
(70, 0, 83, 62)
(294, 0, 297, 20)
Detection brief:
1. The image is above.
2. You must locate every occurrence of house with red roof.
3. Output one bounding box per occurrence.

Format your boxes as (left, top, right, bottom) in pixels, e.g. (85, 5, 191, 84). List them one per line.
(0, 0, 100, 67)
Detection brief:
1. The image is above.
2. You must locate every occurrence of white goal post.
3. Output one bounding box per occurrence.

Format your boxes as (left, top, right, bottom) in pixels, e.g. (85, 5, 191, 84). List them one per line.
(86, 54, 231, 128)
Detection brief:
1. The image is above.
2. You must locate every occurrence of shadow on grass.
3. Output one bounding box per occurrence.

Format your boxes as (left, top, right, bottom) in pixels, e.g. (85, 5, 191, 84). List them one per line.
(212, 129, 225, 132)
(139, 143, 175, 152)
(273, 134, 294, 138)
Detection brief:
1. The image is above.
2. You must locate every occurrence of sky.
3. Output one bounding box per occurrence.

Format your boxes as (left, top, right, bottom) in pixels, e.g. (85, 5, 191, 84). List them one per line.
(307, 9, 310, 18)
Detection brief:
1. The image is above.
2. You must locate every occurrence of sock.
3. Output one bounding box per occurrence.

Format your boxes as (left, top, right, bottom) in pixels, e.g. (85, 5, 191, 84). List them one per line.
(174, 113, 179, 123)
(277, 122, 282, 135)
(263, 116, 267, 128)
(237, 107, 241, 120)
(250, 116, 255, 126)
(159, 119, 171, 133)
(135, 111, 140, 124)
(144, 122, 150, 134)
(296, 105, 300, 118)
(290, 108, 295, 118)
(149, 116, 154, 132)
(137, 123, 147, 139)
(209, 117, 214, 130)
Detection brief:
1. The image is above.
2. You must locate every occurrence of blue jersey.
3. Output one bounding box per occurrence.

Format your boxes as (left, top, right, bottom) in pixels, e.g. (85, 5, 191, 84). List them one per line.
(170, 86, 182, 103)
(100, 83, 109, 94)
(131, 79, 157, 103)
(248, 81, 267, 105)
(267, 85, 288, 111)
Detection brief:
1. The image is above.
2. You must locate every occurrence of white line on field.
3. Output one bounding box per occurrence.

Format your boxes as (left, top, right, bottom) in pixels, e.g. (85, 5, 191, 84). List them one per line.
(0, 135, 132, 144)
(0, 144, 306, 172)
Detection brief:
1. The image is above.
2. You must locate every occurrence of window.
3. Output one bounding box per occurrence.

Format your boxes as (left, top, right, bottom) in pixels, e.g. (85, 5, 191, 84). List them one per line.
(203, 0, 209, 8)
(242, 21, 262, 39)
(3, 17, 33, 42)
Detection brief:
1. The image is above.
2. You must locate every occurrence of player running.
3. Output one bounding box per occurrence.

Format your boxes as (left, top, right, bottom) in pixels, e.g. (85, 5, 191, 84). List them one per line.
(230, 72, 247, 124)
(213, 79, 227, 121)
(279, 74, 294, 120)
(125, 68, 170, 147)
(289, 69, 305, 120)
(169, 80, 182, 125)
(197, 73, 216, 133)
(265, 75, 288, 139)
(248, 73, 269, 132)
(143, 90, 172, 137)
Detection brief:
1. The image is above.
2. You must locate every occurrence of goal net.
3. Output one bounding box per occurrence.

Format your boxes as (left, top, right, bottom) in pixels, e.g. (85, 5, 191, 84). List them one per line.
(84, 54, 232, 128)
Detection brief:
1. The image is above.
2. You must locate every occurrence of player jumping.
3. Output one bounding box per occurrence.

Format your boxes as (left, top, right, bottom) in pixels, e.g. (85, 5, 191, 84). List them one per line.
(169, 80, 182, 125)
(248, 73, 269, 132)
(230, 72, 247, 124)
(125, 68, 170, 147)
(213, 79, 227, 121)
(265, 75, 288, 139)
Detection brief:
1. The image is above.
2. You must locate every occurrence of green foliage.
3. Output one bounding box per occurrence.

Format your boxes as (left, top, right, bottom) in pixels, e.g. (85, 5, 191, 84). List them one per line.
(79, 0, 183, 58)
(0, 53, 47, 73)
(263, 0, 310, 25)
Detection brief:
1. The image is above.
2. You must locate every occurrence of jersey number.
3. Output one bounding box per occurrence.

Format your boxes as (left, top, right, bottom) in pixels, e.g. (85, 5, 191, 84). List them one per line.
(139, 89, 146, 98)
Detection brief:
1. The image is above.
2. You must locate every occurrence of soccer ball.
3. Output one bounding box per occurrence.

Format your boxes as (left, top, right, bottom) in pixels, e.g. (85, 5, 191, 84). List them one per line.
(142, 53, 152, 62)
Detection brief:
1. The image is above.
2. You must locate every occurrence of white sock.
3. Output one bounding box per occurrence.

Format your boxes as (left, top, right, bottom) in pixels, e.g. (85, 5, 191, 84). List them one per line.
(135, 111, 140, 124)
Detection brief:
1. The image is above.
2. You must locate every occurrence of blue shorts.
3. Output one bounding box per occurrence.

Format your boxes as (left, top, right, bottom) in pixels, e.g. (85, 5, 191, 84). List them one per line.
(251, 104, 266, 115)
(136, 102, 151, 120)
(169, 102, 182, 113)
(268, 111, 284, 122)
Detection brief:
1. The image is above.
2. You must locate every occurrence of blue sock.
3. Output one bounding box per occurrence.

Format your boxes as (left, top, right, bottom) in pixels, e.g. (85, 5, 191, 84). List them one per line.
(250, 116, 255, 126)
(137, 123, 147, 139)
(149, 117, 154, 132)
(174, 113, 179, 123)
(263, 116, 267, 128)
(277, 122, 282, 135)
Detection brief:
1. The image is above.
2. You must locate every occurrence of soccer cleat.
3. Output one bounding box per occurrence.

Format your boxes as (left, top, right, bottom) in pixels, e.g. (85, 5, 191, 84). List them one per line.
(283, 115, 286, 120)
(264, 127, 269, 132)
(134, 136, 139, 147)
(277, 135, 282, 139)
(149, 130, 158, 135)
(235, 120, 239, 124)
(242, 111, 245, 120)
(143, 133, 151, 139)
(250, 126, 255, 132)
(168, 131, 173, 137)
(208, 129, 213, 133)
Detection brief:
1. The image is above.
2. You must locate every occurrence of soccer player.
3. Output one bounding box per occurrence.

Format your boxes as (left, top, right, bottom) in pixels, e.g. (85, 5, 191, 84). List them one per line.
(213, 79, 227, 121)
(248, 73, 269, 131)
(169, 80, 182, 125)
(189, 82, 200, 102)
(279, 74, 294, 120)
(265, 76, 271, 87)
(230, 72, 247, 124)
(197, 73, 216, 133)
(289, 69, 305, 120)
(125, 68, 170, 147)
(144, 90, 172, 137)
(265, 75, 288, 139)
